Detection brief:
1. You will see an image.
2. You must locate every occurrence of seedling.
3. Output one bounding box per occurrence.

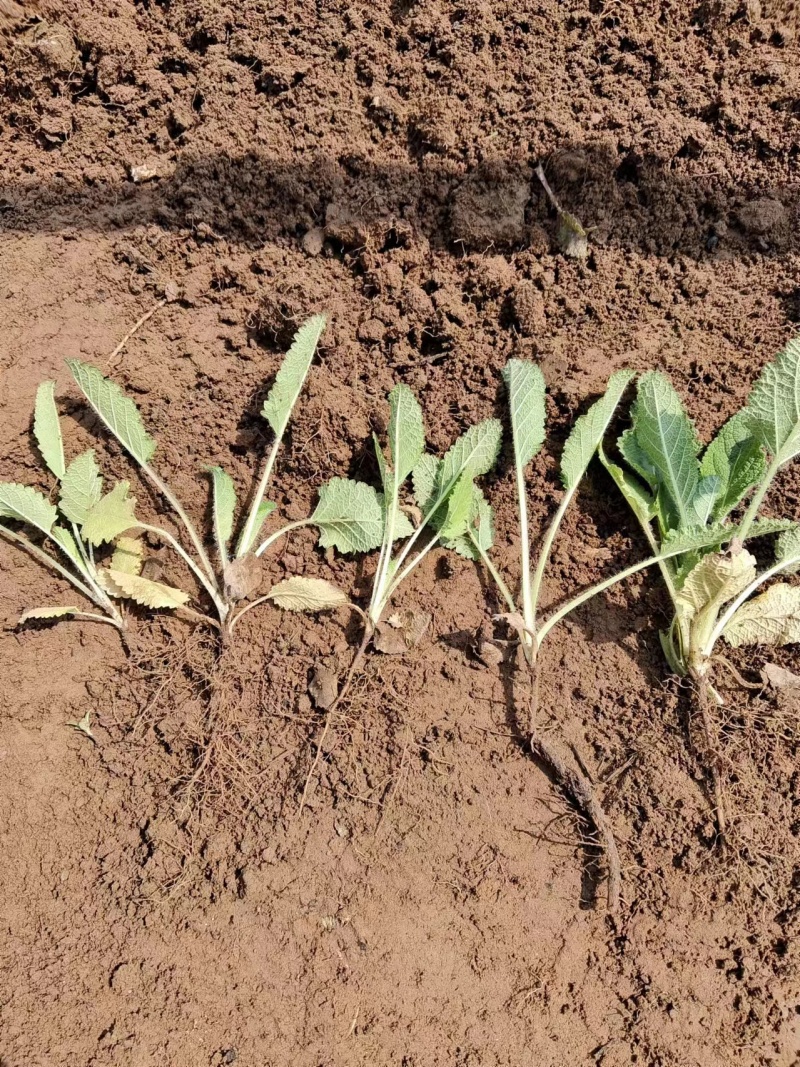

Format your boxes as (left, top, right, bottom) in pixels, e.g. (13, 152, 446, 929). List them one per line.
(469, 360, 747, 914)
(1, 316, 396, 637)
(607, 337, 800, 835)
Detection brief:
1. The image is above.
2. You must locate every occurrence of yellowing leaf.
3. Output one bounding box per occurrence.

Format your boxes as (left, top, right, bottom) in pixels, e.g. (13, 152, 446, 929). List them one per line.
(18, 605, 79, 624)
(723, 583, 800, 649)
(111, 536, 144, 576)
(676, 550, 757, 655)
(266, 576, 349, 612)
(82, 482, 138, 546)
(98, 568, 190, 609)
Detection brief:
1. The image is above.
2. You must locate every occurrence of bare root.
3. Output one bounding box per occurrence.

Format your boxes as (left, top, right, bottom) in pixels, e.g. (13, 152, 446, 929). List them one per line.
(694, 672, 728, 844)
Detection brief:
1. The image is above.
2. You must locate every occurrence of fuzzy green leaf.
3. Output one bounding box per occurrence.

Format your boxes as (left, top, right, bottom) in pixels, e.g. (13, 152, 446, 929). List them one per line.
(261, 314, 326, 436)
(560, 370, 633, 491)
(0, 483, 57, 537)
(266, 576, 349, 612)
(205, 466, 236, 554)
(662, 518, 793, 558)
(744, 336, 800, 466)
(412, 455, 440, 512)
(311, 477, 384, 554)
(376, 494, 415, 541)
(435, 471, 474, 540)
(33, 381, 65, 480)
(437, 419, 503, 499)
(239, 499, 276, 556)
(599, 445, 655, 528)
(502, 359, 546, 470)
(100, 568, 190, 609)
(67, 360, 156, 466)
(700, 411, 766, 521)
(776, 526, 800, 576)
(388, 383, 425, 484)
(111, 535, 144, 576)
(82, 482, 138, 546)
(630, 371, 700, 530)
(59, 450, 103, 525)
(444, 486, 495, 560)
(689, 475, 720, 526)
(723, 583, 800, 648)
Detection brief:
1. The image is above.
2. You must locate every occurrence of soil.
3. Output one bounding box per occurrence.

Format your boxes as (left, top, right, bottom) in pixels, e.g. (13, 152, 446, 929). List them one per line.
(2, 1, 800, 1064)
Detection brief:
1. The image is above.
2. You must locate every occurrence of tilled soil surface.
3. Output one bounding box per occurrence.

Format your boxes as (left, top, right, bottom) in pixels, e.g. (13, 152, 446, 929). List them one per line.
(2, 2, 800, 1064)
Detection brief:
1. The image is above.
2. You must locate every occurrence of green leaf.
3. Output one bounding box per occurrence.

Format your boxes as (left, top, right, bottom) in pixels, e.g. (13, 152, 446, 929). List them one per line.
(618, 428, 659, 491)
(599, 444, 655, 528)
(19, 605, 79, 624)
(502, 359, 546, 470)
(311, 477, 384, 554)
(33, 381, 65, 479)
(205, 466, 236, 554)
(700, 411, 766, 521)
(99, 568, 190, 609)
(82, 482, 138, 546)
(662, 518, 792, 558)
(560, 370, 633, 491)
(723, 583, 800, 648)
(435, 471, 474, 540)
(689, 475, 720, 526)
(59, 450, 103, 525)
(111, 535, 144, 576)
(50, 525, 84, 570)
(444, 486, 495, 560)
(376, 494, 414, 541)
(0, 483, 57, 537)
(776, 526, 800, 576)
(412, 455, 440, 512)
(744, 336, 800, 466)
(388, 383, 425, 484)
(266, 576, 349, 612)
(630, 371, 700, 530)
(437, 419, 503, 498)
(238, 499, 276, 556)
(66, 360, 156, 466)
(261, 314, 326, 436)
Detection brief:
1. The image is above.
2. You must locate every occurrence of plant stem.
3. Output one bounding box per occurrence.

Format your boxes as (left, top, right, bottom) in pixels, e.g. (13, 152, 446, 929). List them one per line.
(737, 456, 781, 543)
(381, 532, 440, 614)
(137, 522, 229, 622)
(529, 492, 571, 631)
(141, 463, 218, 586)
(369, 492, 398, 625)
(536, 542, 699, 648)
(702, 549, 800, 660)
(236, 435, 282, 558)
(469, 533, 517, 613)
(254, 518, 311, 558)
(513, 456, 536, 657)
(0, 525, 101, 605)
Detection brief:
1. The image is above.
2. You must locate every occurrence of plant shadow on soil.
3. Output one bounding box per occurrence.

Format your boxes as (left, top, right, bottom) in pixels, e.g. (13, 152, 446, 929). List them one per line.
(2, 144, 799, 265)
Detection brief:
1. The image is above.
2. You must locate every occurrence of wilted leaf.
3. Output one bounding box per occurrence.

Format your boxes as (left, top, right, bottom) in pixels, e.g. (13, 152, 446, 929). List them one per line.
(374, 608, 431, 654)
(557, 211, 589, 259)
(99, 568, 190, 609)
(261, 314, 326, 435)
(676, 550, 757, 633)
(82, 482, 138, 546)
(266, 576, 349, 612)
(723, 583, 800, 649)
(761, 662, 800, 690)
(59, 450, 103, 525)
(33, 380, 65, 479)
(312, 477, 384, 554)
(18, 605, 79, 624)
(111, 536, 144, 576)
(0, 482, 58, 537)
(66, 710, 96, 743)
(309, 663, 339, 709)
(67, 360, 156, 466)
(223, 554, 264, 601)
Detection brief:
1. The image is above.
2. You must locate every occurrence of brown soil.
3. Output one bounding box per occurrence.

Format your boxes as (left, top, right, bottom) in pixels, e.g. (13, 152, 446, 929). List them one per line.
(2, 2, 800, 1064)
